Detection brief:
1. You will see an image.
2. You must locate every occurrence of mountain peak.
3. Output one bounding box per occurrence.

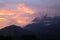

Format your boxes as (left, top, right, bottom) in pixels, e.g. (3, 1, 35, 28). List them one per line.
(0, 25, 22, 30)
(0, 25, 35, 36)
(0, 25, 25, 36)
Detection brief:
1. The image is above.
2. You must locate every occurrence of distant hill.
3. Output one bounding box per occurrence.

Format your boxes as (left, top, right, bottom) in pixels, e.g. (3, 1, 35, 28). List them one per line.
(24, 22, 60, 40)
(0, 25, 40, 40)
(24, 16, 60, 40)
(0, 25, 34, 36)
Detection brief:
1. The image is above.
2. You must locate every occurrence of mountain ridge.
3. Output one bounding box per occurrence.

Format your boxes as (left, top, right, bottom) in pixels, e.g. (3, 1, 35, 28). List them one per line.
(0, 25, 34, 36)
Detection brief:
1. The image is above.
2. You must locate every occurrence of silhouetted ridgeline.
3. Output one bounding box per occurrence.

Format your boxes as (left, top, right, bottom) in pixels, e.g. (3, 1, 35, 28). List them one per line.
(24, 16, 60, 40)
(0, 25, 40, 40)
(0, 16, 60, 40)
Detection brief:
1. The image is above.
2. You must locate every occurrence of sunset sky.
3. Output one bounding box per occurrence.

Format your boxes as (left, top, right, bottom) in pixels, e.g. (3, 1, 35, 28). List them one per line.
(0, 0, 60, 29)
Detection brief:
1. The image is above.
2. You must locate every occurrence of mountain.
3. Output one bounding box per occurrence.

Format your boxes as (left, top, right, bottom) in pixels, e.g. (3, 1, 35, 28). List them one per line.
(24, 20, 60, 40)
(0, 25, 40, 40)
(0, 25, 34, 36)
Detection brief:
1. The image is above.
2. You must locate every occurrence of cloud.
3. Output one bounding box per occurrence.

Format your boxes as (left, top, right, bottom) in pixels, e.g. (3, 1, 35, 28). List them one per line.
(35, 4, 60, 19)
(0, 3, 36, 29)
(0, 0, 60, 29)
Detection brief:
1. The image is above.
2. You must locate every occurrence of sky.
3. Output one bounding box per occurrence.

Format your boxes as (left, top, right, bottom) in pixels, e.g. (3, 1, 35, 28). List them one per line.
(0, 0, 60, 29)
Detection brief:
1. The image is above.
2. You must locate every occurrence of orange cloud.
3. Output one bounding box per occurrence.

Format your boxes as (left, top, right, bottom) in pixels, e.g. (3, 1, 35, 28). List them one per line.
(0, 3, 36, 29)
(17, 3, 35, 14)
(0, 10, 14, 16)
(16, 20, 26, 25)
(0, 18, 7, 22)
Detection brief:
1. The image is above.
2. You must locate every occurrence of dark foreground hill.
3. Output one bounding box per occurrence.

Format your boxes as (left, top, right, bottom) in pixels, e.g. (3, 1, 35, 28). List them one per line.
(24, 23, 60, 40)
(24, 16, 60, 40)
(0, 25, 40, 40)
